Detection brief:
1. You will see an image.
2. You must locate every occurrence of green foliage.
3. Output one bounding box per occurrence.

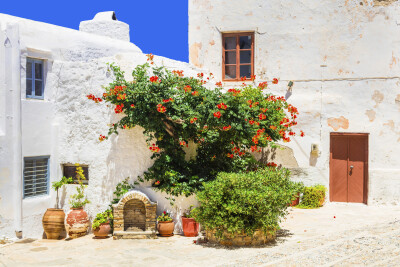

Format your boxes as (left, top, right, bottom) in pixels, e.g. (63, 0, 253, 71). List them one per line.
(52, 176, 73, 192)
(297, 184, 326, 209)
(69, 165, 90, 209)
(193, 168, 299, 238)
(111, 177, 135, 204)
(157, 211, 173, 222)
(92, 209, 113, 230)
(90, 59, 303, 197)
(183, 205, 197, 218)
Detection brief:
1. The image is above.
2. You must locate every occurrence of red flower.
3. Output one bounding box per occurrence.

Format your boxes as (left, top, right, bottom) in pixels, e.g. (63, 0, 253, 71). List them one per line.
(251, 75, 256, 81)
(155, 180, 160, 185)
(99, 135, 106, 142)
(227, 153, 234, 158)
(217, 102, 227, 110)
(179, 140, 186, 146)
(215, 81, 222, 87)
(223, 125, 231, 131)
(172, 70, 184, 77)
(272, 78, 279, 84)
(184, 85, 192, 92)
(270, 125, 277, 130)
(213, 111, 221, 118)
(146, 53, 154, 62)
(190, 117, 198, 124)
(197, 73, 204, 78)
(131, 104, 135, 108)
(149, 144, 160, 153)
(258, 82, 268, 90)
(191, 91, 199, 96)
(289, 131, 296, 136)
(258, 113, 266, 120)
(114, 104, 124, 114)
(157, 104, 166, 113)
(249, 120, 255, 125)
(266, 162, 277, 167)
(149, 76, 159, 83)
(240, 76, 247, 81)
(300, 130, 305, 137)
(227, 89, 241, 96)
(250, 145, 258, 152)
(163, 211, 166, 215)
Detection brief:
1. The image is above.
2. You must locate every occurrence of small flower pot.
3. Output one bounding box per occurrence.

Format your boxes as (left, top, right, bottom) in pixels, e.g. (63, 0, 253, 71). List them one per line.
(290, 193, 300, 207)
(93, 223, 111, 238)
(181, 217, 200, 237)
(157, 221, 174, 237)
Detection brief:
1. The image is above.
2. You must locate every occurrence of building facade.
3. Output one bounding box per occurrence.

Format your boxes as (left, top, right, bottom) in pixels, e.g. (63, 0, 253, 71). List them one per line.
(0, 11, 201, 239)
(189, 0, 400, 205)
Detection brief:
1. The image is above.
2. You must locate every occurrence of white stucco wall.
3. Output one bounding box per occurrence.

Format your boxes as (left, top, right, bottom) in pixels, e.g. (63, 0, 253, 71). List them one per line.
(0, 13, 207, 239)
(189, 0, 400, 205)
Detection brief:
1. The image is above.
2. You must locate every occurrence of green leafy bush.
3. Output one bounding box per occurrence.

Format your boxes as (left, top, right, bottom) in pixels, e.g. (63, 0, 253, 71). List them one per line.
(297, 185, 326, 209)
(87, 57, 305, 197)
(52, 176, 73, 209)
(111, 177, 135, 204)
(193, 168, 299, 238)
(92, 209, 113, 230)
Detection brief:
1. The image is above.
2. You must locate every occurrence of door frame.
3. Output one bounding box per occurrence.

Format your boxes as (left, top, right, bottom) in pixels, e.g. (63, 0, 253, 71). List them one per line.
(329, 132, 369, 204)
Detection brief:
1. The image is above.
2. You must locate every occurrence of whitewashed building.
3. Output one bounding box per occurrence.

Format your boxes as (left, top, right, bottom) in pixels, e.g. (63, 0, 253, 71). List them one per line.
(1, 0, 400, 239)
(0, 11, 201, 239)
(189, 0, 400, 204)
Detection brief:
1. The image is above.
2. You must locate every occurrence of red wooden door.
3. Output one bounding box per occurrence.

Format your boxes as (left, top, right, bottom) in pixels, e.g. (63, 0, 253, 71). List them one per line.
(330, 133, 368, 203)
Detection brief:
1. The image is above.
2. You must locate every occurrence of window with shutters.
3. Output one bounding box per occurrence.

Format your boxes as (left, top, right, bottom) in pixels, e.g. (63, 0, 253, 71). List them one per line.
(23, 157, 49, 198)
(222, 32, 254, 81)
(62, 164, 89, 185)
(26, 58, 45, 99)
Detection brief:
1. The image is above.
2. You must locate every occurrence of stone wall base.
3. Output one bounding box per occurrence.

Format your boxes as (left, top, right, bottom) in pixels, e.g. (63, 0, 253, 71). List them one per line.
(113, 231, 157, 240)
(206, 229, 276, 246)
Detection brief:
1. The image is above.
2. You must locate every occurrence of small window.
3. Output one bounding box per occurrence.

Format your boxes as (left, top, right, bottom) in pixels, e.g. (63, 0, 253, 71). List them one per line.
(222, 32, 254, 81)
(62, 164, 89, 185)
(23, 157, 49, 198)
(26, 58, 44, 99)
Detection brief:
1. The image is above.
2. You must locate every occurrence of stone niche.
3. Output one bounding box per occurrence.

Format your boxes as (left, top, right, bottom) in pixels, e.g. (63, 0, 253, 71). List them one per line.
(112, 190, 157, 239)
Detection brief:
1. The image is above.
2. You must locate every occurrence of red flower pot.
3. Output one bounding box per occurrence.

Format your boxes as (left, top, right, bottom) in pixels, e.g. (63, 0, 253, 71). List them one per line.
(290, 193, 300, 206)
(181, 217, 200, 237)
(157, 221, 174, 237)
(93, 223, 111, 238)
(66, 208, 89, 239)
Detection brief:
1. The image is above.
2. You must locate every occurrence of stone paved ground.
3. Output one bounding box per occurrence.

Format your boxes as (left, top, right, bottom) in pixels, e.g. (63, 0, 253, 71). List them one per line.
(1, 203, 400, 267)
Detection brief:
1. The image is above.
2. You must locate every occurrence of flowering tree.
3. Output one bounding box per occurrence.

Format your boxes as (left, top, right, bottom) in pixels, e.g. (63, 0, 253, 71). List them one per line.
(87, 55, 304, 197)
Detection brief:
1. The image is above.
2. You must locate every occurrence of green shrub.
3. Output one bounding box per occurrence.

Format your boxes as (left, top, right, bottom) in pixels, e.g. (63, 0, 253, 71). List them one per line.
(297, 184, 326, 209)
(193, 167, 298, 238)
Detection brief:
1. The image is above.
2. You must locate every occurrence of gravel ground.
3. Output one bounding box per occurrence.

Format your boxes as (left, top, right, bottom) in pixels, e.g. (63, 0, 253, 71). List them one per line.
(1, 203, 400, 267)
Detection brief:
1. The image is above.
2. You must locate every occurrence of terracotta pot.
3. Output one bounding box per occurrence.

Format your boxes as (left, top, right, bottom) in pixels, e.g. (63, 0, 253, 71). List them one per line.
(181, 217, 200, 237)
(290, 193, 300, 207)
(93, 223, 111, 238)
(66, 208, 89, 238)
(42, 208, 65, 239)
(157, 221, 174, 237)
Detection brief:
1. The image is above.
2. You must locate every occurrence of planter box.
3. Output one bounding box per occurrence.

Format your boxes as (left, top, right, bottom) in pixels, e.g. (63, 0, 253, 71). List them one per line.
(205, 229, 276, 246)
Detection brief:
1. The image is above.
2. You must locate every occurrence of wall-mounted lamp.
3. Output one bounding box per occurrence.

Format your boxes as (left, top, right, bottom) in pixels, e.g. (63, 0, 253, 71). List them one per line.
(287, 81, 294, 91)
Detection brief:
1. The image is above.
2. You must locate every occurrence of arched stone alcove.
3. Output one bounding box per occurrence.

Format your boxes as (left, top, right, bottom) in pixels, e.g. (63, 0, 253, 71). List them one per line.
(112, 190, 157, 239)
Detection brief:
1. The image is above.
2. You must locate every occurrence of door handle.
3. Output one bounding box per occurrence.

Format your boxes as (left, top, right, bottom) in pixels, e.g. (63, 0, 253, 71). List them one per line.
(349, 165, 354, 175)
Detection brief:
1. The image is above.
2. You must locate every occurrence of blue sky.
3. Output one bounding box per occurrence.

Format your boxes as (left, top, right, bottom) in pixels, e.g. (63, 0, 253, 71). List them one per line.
(1, 0, 189, 62)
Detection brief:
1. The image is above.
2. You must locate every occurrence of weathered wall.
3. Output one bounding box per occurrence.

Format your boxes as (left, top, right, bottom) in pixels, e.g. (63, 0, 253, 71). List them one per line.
(189, 0, 400, 204)
(0, 13, 205, 239)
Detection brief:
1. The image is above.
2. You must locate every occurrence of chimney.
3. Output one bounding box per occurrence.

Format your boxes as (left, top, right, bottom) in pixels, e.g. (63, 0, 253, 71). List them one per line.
(79, 11, 130, 42)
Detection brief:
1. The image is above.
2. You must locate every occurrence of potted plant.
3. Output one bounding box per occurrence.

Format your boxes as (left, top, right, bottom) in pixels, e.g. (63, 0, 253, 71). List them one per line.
(42, 176, 73, 239)
(65, 165, 90, 239)
(289, 182, 304, 207)
(181, 205, 200, 237)
(194, 168, 298, 246)
(92, 209, 113, 238)
(157, 211, 174, 237)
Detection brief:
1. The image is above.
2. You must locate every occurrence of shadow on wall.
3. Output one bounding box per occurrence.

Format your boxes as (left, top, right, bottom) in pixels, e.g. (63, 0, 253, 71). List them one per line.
(256, 145, 299, 168)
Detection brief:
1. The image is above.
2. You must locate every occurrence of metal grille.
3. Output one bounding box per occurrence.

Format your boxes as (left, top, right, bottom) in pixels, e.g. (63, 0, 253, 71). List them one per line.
(23, 157, 49, 198)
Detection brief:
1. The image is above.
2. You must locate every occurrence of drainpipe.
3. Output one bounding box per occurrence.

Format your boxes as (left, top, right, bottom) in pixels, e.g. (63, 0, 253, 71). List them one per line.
(6, 23, 23, 238)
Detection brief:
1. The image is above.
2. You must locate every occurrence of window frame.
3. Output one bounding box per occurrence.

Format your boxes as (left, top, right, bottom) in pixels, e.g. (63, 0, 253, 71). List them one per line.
(23, 156, 50, 199)
(62, 164, 89, 185)
(26, 58, 45, 99)
(222, 32, 255, 81)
